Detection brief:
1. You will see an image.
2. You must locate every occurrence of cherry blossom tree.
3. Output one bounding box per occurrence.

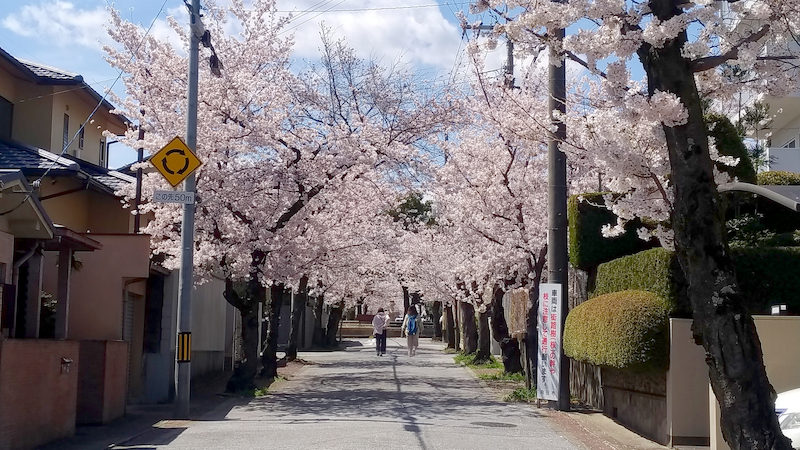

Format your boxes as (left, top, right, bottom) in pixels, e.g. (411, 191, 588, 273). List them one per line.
(107, 1, 452, 390)
(467, 1, 800, 446)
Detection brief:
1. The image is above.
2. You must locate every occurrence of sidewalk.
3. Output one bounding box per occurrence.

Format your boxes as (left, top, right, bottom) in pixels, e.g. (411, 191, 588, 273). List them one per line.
(464, 362, 709, 450)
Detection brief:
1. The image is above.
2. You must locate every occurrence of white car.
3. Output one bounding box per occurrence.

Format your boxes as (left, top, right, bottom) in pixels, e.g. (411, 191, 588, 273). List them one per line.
(777, 388, 800, 449)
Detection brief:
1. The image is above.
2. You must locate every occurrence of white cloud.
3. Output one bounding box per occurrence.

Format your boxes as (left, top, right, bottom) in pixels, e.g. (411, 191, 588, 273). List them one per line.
(148, 6, 188, 54)
(2, 1, 111, 50)
(278, 0, 461, 72)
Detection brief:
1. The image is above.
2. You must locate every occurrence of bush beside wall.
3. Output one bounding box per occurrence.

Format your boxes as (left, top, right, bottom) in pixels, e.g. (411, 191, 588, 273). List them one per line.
(568, 193, 654, 270)
(757, 171, 800, 186)
(731, 247, 800, 314)
(564, 290, 669, 371)
(591, 246, 800, 316)
(592, 248, 688, 315)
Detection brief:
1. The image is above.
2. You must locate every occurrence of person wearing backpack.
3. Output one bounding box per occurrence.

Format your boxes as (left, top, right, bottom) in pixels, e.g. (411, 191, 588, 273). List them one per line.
(402, 305, 422, 357)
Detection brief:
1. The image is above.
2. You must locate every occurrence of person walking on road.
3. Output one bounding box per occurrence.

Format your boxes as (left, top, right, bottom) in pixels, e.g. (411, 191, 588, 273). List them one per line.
(402, 305, 422, 356)
(372, 308, 389, 356)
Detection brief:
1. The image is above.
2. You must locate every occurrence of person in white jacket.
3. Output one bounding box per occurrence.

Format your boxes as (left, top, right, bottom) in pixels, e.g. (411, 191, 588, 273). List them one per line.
(372, 308, 389, 356)
(401, 305, 423, 357)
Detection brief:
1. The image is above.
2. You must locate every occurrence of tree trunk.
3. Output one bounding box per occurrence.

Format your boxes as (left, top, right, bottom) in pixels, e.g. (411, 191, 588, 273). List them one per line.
(325, 300, 345, 347)
(402, 285, 410, 312)
(431, 301, 443, 340)
(475, 306, 491, 363)
(638, 3, 790, 447)
(453, 302, 461, 350)
(444, 304, 456, 349)
(286, 276, 308, 361)
(524, 283, 539, 390)
(490, 285, 522, 373)
(226, 305, 259, 392)
(312, 295, 326, 347)
(261, 284, 283, 379)
(524, 249, 547, 389)
(460, 301, 478, 354)
(223, 273, 266, 392)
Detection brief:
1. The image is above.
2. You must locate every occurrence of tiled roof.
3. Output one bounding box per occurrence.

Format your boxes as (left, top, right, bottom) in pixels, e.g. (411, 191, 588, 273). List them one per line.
(0, 138, 133, 194)
(19, 60, 82, 83)
(0, 46, 129, 124)
(0, 139, 78, 173)
(64, 154, 135, 192)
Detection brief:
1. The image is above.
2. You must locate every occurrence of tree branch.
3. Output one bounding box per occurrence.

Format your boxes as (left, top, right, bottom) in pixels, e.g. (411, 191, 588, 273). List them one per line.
(691, 24, 771, 72)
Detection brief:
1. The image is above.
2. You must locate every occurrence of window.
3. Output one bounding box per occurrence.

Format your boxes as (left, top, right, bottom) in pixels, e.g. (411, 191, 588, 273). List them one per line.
(0, 96, 12, 140)
(78, 126, 84, 149)
(99, 140, 106, 168)
(782, 138, 797, 149)
(62, 114, 69, 152)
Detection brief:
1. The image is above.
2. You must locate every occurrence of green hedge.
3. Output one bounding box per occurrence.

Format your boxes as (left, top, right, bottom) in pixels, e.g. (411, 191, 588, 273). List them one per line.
(757, 171, 800, 186)
(593, 247, 800, 315)
(757, 197, 800, 233)
(564, 290, 669, 371)
(568, 193, 655, 270)
(732, 247, 800, 313)
(592, 248, 688, 315)
(706, 114, 757, 184)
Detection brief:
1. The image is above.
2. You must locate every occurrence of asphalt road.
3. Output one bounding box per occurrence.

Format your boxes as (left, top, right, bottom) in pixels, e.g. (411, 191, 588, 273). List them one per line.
(113, 338, 579, 450)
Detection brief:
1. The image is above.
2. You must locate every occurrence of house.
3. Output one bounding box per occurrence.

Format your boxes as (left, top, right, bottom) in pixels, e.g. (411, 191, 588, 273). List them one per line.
(0, 170, 83, 449)
(0, 47, 236, 447)
(719, 2, 800, 173)
(756, 94, 800, 172)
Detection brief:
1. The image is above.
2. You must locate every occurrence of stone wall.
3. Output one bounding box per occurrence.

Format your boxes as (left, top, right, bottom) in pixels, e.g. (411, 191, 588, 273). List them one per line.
(603, 367, 668, 444)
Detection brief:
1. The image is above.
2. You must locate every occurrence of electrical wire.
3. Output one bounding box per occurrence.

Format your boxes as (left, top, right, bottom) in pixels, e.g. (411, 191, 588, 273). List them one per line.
(14, 77, 119, 104)
(280, 0, 348, 35)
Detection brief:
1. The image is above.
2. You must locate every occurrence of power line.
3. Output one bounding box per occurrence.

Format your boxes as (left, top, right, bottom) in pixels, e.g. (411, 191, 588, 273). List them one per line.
(281, 0, 347, 35)
(14, 77, 119, 104)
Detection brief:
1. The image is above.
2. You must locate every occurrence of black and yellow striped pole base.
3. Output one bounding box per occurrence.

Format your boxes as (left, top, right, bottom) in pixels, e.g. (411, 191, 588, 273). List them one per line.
(177, 332, 192, 363)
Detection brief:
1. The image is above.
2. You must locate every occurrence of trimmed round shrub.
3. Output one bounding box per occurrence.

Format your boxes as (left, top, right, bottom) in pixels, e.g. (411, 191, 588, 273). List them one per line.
(757, 171, 800, 186)
(564, 290, 669, 371)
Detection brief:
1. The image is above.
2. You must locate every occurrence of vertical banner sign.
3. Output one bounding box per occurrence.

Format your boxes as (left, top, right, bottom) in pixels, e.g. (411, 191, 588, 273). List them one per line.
(537, 283, 562, 401)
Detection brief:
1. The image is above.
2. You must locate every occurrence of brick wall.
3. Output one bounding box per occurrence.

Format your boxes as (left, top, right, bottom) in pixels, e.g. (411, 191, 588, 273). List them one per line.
(0, 339, 79, 450)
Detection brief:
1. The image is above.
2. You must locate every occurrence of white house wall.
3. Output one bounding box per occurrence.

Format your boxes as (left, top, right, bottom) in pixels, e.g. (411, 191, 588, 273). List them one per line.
(142, 271, 233, 403)
(191, 277, 232, 376)
(767, 96, 800, 172)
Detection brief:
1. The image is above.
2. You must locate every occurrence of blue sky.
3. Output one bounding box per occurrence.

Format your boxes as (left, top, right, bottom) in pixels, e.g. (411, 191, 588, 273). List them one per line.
(0, 1, 550, 168)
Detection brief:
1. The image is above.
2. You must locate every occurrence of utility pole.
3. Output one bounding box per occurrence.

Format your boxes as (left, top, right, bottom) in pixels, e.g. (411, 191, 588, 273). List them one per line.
(547, 25, 570, 412)
(133, 110, 144, 234)
(505, 38, 514, 89)
(175, 0, 201, 419)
